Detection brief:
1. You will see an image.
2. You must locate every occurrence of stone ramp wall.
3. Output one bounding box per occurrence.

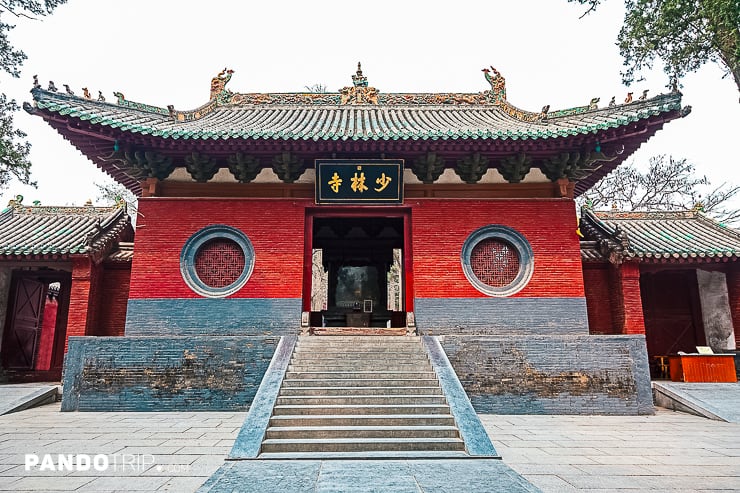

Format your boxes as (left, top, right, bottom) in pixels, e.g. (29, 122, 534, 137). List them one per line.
(61, 334, 653, 415)
(439, 335, 653, 415)
(61, 336, 280, 411)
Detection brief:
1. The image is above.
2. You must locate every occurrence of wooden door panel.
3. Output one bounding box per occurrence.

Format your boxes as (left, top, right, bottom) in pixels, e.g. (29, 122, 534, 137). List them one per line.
(2, 278, 45, 369)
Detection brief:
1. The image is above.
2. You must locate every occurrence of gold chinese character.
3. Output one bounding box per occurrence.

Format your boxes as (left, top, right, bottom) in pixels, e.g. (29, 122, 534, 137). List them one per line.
(374, 173, 392, 192)
(328, 172, 342, 193)
(351, 172, 368, 193)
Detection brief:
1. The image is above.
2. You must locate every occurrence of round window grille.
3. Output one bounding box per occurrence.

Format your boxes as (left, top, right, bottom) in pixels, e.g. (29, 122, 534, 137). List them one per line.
(461, 225, 534, 297)
(470, 239, 520, 288)
(194, 238, 246, 289)
(180, 225, 254, 298)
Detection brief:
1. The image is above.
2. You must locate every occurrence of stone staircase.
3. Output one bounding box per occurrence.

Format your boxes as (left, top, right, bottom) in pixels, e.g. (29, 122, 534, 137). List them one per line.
(259, 335, 467, 457)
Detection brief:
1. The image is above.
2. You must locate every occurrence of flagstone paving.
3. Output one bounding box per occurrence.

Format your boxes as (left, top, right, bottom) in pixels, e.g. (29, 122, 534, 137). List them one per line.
(1, 402, 739, 492)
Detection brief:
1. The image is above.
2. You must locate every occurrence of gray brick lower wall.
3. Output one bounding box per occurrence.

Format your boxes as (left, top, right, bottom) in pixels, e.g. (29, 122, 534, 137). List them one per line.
(61, 336, 280, 411)
(439, 335, 654, 415)
(124, 298, 302, 336)
(415, 297, 589, 335)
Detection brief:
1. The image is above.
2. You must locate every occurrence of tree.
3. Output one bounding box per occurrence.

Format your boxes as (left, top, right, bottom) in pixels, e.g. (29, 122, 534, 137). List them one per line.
(95, 180, 138, 226)
(0, 0, 67, 190)
(581, 155, 740, 224)
(569, 0, 740, 101)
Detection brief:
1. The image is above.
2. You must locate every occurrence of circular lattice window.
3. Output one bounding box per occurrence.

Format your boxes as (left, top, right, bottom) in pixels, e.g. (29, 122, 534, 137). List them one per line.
(461, 225, 533, 297)
(180, 225, 254, 297)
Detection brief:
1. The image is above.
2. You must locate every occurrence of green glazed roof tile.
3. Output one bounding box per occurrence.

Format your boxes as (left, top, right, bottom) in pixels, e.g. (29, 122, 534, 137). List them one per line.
(30, 88, 683, 143)
(0, 204, 130, 258)
(581, 209, 740, 261)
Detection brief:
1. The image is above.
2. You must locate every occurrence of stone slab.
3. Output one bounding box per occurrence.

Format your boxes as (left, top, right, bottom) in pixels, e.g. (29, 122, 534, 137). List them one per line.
(653, 381, 740, 423)
(0, 385, 59, 416)
(197, 459, 540, 493)
(228, 336, 296, 458)
(422, 336, 498, 456)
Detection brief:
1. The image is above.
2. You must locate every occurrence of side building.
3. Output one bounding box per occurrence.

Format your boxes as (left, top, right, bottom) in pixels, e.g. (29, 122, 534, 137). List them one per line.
(0, 199, 133, 381)
(580, 207, 740, 379)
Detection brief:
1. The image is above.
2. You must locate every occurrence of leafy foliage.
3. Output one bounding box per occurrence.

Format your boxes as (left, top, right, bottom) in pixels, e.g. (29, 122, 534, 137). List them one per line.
(0, 0, 67, 190)
(0, 93, 32, 186)
(569, 0, 740, 100)
(581, 155, 740, 224)
(95, 180, 138, 226)
(305, 83, 328, 93)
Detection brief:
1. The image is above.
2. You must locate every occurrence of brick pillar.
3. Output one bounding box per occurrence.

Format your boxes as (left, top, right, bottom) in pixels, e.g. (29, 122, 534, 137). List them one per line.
(66, 257, 100, 352)
(612, 262, 646, 335)
(726, 267, 740, 349)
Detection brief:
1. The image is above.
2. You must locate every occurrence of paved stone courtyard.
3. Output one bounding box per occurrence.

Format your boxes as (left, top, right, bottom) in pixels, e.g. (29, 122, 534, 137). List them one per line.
(0, 402, 739, 492)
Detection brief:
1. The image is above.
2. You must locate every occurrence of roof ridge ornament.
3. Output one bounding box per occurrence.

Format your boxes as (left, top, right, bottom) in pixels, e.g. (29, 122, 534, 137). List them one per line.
(210, 67, 234, 101)
(482, 66, 506, 104)
(352, 62, 368, 87)
(341, 62, 379, 104)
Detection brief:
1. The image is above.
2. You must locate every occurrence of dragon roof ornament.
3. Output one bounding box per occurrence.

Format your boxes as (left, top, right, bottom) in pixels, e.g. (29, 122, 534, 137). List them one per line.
(162, 64, 547, 123)
(29, 64, 684, 135)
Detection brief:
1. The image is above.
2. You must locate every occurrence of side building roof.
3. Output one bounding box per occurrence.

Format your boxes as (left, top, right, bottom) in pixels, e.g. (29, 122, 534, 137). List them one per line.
(0, 196, 133, 262)
(579, 207, 740, 264)
(24, 64, 689, 196)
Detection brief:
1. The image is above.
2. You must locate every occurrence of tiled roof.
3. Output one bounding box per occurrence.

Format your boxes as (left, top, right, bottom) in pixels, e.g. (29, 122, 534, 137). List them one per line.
(580, 208, 740, 263)
(0, 200, 132, 259)
(106, 241, 134, 262)
(28, 89, 683, 143)
(25, 66, 688, 196)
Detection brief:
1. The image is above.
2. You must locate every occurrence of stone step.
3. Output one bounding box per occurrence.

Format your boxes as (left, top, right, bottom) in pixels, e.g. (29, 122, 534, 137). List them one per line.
(297, 336, 418, 342)
(257, 450, 471, 459)
(275, 395, 448, 406)
(295, 337, 423, 352)
(285, 371, 437, 380)
(288, 364, 432, 372)
(272, 404, 450, 416)
(260, 437, 466, 453)
(281, 378, 441, 388)
(265, 425, 460, 440)
(279, 386, 442, 396)
(291, 352, 430, 361)
(269, 414, 457, 427)
(295, 345, 423, 351)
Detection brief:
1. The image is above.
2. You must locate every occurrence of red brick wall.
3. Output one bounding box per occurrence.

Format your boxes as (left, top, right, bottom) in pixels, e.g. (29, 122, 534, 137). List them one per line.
(94, 264, 131, 337)
(617, 262, 646, 335)
(66, 257, 100, 351)
(409, 199, 584, 298)
(129, 198, 308, 299)
(129, 197, 583, 302)
(582, 264, 615, 334)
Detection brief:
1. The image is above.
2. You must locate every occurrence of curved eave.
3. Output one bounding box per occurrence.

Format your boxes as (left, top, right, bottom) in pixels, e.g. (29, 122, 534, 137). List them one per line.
(28, 89, 684, 196)
(573, 107, 684, 195)
(626, 252, 740, 264)
(31, 92, 683, 143)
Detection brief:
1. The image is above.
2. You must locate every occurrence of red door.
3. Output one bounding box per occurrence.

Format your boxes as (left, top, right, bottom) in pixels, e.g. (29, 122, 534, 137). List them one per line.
(2, 278, 46, 369)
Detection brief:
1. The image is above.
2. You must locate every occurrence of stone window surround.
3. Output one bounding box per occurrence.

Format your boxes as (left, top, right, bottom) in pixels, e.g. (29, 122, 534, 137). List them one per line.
(180, 225, 254, 298)
(461, 225, 534, 297)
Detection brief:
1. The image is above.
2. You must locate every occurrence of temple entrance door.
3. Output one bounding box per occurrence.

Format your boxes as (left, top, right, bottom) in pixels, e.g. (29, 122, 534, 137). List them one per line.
(306, 214, 408, 328)
(1, 277, 45, 369)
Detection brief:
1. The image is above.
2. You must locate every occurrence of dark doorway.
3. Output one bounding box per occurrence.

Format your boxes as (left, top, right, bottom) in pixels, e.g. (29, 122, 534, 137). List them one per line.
(310, 216, 405, 327)
(1, 270, 71, 376)
(641, 269, 705, 360)
(2, 277, 45, 369)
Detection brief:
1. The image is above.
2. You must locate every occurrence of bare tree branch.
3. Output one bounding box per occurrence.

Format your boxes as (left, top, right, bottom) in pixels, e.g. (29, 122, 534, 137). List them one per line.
(580, 155, 740, 225)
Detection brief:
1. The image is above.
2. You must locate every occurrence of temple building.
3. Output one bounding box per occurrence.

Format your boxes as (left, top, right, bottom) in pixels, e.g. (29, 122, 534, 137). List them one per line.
(0, 199, 132, 381)
(580, 207, 740, 377)
(5, 63, 714, 416)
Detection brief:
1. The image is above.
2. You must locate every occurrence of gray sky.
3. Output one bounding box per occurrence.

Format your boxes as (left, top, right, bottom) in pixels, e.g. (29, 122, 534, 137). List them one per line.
(2, 0, 738, 207)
